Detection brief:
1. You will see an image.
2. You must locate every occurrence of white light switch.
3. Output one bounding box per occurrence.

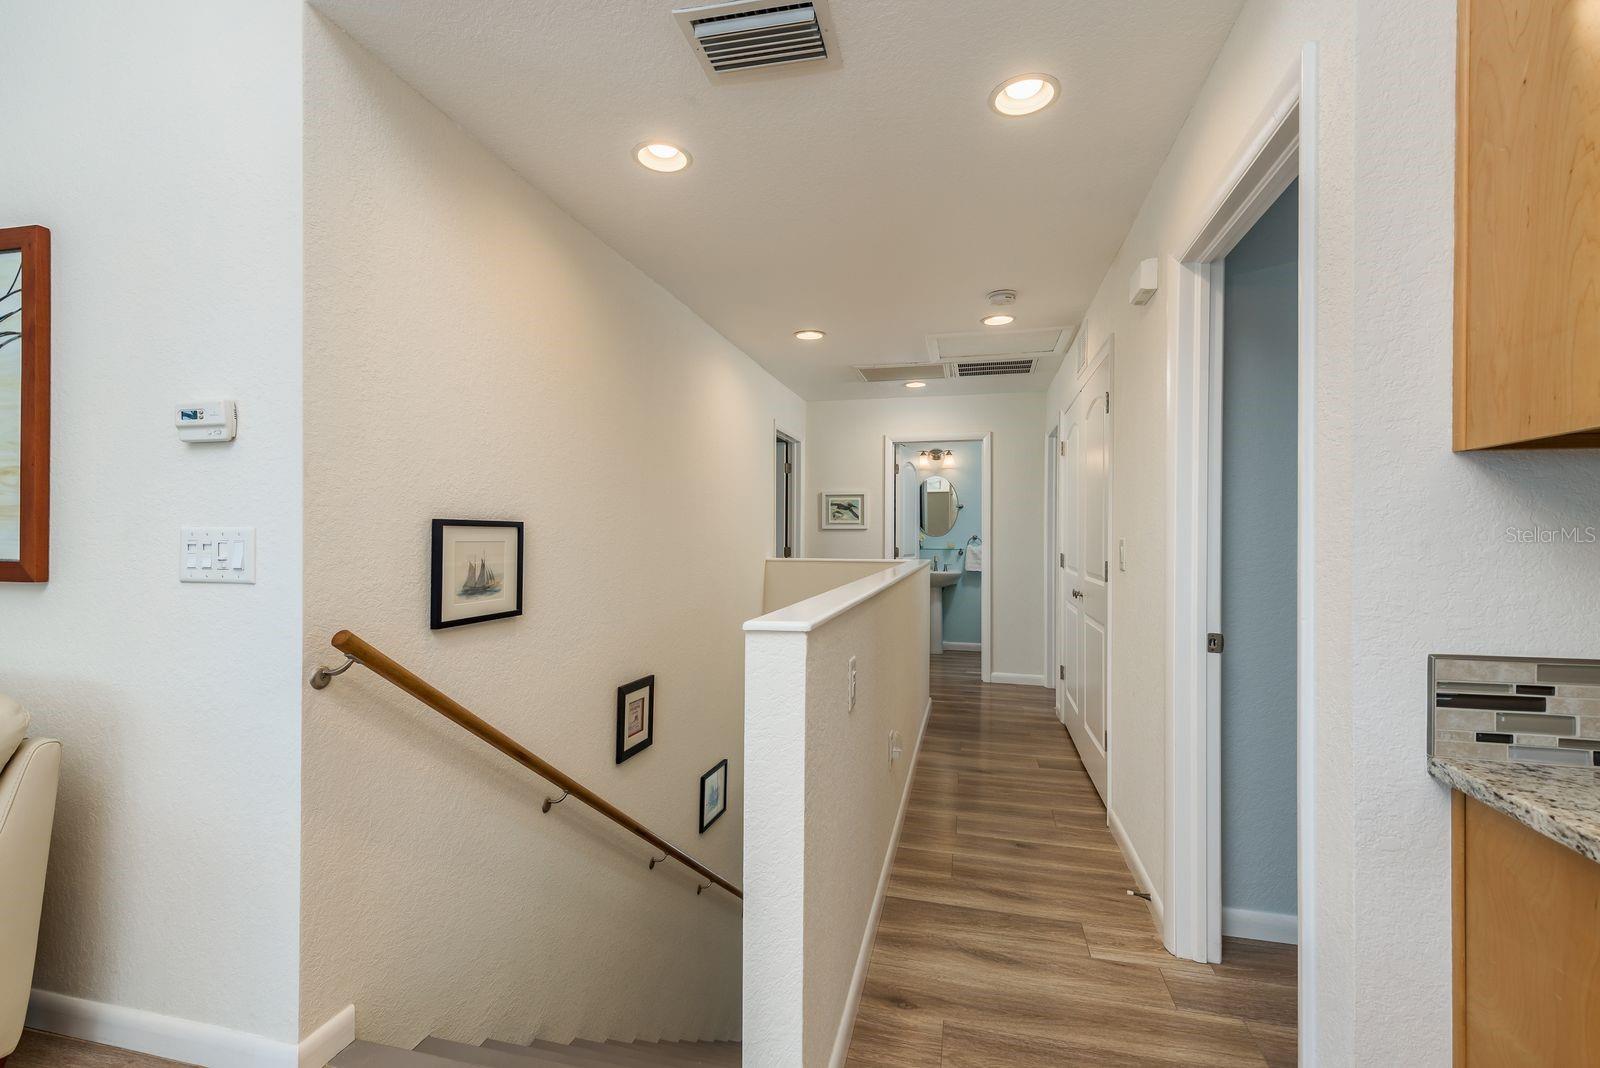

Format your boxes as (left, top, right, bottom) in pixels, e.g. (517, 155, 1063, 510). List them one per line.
(180, 527, 255, 583)
(848, 656, 858, 712)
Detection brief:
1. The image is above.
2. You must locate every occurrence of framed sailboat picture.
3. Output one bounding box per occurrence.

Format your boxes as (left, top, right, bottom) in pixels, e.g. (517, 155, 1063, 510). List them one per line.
(430, 519, 524, 629)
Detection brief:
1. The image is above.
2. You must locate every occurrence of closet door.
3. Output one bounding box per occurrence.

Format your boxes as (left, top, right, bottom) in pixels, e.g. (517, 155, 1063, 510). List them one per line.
(1062, 360, 1111, 800)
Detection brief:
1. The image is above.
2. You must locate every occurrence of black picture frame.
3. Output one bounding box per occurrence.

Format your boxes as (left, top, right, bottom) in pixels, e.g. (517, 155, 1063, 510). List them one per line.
(616, 675, 655, 763)
(699, 758, 729, 833)
(430, 519, 525, 630)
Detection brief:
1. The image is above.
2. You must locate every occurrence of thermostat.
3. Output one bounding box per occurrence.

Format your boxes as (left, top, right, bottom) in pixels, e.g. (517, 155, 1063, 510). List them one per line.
(175, 400, 237, 443)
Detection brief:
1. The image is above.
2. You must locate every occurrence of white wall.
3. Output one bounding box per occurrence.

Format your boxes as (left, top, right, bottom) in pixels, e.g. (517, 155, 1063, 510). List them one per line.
(1046, 0, 1600, 1060)
(0, 0, 303, 1048)
(743, 562, 929, 1067)
(301, 14, 805, 1047)
(1042, 0, 1356, 1056)
(763, 559, 895, 615)
(1347, 0, 1600, 1056)
(805, 394, 1045, 681)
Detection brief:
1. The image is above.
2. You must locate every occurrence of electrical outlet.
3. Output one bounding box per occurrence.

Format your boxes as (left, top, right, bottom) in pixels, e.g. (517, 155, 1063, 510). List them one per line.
(888, 729, 904, 765)
(1118, 538, 1128, 572)
(848, 656, 858, 711)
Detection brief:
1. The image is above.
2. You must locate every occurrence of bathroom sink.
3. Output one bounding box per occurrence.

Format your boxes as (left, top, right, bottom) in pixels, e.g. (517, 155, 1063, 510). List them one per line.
(929, 569, 961, 588)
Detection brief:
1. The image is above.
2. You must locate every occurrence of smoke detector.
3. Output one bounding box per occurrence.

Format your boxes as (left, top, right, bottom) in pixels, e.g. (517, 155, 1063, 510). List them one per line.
(986, 289, 1018, 307)
(674, 1, 837, 77)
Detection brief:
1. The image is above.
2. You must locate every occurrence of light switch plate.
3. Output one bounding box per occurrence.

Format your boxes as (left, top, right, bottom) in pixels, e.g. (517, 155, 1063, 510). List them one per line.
(848, 656, 858, 711)
(180, 526, 255, 584)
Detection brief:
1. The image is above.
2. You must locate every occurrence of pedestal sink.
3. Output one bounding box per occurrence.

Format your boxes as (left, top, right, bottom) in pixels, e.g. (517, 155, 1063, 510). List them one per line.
(929, 568, 960, 653)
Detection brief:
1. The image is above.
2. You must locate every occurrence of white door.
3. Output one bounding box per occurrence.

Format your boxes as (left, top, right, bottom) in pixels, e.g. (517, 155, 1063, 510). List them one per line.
(894, 459, 920, 559)
(1062, 359, 1112, 799)
(1059, 413, 1082, 732)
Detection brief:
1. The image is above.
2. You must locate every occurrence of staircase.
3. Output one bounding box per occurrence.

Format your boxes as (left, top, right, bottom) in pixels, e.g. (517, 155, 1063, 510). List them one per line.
(332, 1036, 741, 1067)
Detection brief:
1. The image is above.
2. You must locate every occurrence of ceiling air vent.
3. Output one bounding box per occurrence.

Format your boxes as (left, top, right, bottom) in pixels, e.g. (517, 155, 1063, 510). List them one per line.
(856, 363, 939, 384)
(674, 1, 835, 76)
(949, 358, 1038, 378)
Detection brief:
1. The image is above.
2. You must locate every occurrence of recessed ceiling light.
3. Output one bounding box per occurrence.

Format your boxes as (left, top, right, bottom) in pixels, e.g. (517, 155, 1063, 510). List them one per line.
(794, 329, 826, 341)
(982, 314, 1015, 327)
(990, 74, 1059, 117)
(905, 381, 927, 390)
(633, 141, 692, 173)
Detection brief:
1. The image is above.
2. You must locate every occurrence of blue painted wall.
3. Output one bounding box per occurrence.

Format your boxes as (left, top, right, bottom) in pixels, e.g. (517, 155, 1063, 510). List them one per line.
(1220, 180, 1298, 924)
(897, 440, 982, 645)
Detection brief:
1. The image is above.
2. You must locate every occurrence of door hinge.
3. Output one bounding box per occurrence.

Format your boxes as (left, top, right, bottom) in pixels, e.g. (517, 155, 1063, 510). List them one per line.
(1059, 665, 1065, 681)
(1207, 632, 1225, 653)
(1059, 552, 1065, 568)
(1060, 440, 1066, 456)
(1104, 560, 1109, 581)
(783, 547, 793, 558)
(1105, 390, 1111, 414)
(783, 462, 792, 474)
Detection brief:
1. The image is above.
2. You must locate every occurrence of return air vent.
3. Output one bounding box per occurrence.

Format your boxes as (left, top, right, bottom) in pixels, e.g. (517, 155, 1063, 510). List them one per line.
(949, 358, 1038, 378)
(856, 363, 940, 384)
(674, 1, 834, 76)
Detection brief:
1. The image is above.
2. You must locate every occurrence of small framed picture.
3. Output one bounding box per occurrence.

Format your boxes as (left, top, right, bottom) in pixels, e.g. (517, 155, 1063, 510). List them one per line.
(699, 758, 729, 833)
(616, 675, 655, 763)
(431, 520, 524, 629)
(821, 492, 867, 530)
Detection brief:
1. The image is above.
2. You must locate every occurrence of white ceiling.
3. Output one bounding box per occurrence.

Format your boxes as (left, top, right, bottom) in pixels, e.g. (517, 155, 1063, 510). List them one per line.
(313, 0, 1244, 400)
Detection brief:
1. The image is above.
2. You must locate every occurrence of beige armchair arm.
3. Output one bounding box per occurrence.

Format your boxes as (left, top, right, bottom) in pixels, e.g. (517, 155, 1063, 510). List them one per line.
(0, 738, 62, 1062)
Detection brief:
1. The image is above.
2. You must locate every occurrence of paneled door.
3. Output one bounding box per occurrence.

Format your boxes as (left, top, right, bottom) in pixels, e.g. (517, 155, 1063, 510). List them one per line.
(1060, 358, 1112, 799)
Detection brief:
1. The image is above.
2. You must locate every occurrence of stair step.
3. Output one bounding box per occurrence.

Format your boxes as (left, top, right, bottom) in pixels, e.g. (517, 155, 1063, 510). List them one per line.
(484, 1039, 624, 1066)
(414, 1037, 574, 1068)
(482, 1038, 737, 1067)
(573, 1039, 707, 1066)
(332, 1040, 477, 1068)
(600, 1040, 738, 1065)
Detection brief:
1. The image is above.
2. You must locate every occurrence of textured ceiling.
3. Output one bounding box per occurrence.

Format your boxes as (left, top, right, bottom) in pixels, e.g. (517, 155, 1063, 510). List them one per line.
(312, 0, 1244, 399)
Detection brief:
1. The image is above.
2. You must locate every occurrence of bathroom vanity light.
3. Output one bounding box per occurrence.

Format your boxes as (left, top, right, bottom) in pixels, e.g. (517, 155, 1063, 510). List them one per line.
(982, 313, 1015, 326)
(918, 448, 954, 465)
(633, 141, 692, 172)
(794, 329, 826, 341)
(990, 74, 1059, 117)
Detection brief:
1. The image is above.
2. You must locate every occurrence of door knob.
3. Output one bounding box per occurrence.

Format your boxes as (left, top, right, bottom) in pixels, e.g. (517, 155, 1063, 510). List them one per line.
(1072, 589, 1083, 599)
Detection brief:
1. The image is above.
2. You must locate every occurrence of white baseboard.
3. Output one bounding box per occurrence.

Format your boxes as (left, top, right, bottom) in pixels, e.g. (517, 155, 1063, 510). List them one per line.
(1108, 807, 1164, 928)
(1222, 907, 1298, 945)
(298, 1005, 356, 1067)
(940, 641, 981, 652)
(989, 672, 1046, 687)
(26, 991, 354, 1068)
(827, 697, 931, 1068)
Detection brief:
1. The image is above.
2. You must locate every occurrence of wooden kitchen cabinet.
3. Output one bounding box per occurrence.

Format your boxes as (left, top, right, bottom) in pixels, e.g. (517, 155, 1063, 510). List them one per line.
(1454, 0, 1600, 449)
(1452, 794, 1600, 1066)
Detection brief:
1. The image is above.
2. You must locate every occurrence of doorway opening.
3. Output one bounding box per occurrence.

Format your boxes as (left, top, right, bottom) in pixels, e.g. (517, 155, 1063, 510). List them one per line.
(1167, 47, 1317, 1057)
(1217, 179, 1299, 952)
(882, 432, 993, 682)
(774, 428, 800, 559)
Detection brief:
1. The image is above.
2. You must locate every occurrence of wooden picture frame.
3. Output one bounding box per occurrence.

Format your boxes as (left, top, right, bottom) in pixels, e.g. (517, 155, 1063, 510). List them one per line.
(820, 491, 867, 530)
(0, 225, 50, 583)
(616, 675, 655, 763)
(699, 758, 729, 833)
(430, 519, 524, 629)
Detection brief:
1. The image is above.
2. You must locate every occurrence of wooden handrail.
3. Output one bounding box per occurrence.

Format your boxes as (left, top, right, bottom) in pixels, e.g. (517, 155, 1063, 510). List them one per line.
(323, 629, 742, 900)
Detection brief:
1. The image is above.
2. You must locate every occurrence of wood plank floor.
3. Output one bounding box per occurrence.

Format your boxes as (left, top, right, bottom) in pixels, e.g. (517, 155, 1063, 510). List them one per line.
(845, 652, 1296, 1067)
(8, 1029, 193, 1067)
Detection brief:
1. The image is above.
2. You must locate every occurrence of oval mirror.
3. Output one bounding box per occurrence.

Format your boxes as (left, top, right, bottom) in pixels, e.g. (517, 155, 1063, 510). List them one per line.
(919, 476, 960, 537)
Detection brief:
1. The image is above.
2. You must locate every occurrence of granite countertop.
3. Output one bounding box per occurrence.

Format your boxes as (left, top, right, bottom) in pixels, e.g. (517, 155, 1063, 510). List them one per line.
(1429, 756, 1600, 864)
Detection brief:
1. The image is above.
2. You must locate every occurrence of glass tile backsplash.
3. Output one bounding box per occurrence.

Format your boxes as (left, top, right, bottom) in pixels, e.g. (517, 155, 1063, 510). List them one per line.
(1431, 655, 1600, 768)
